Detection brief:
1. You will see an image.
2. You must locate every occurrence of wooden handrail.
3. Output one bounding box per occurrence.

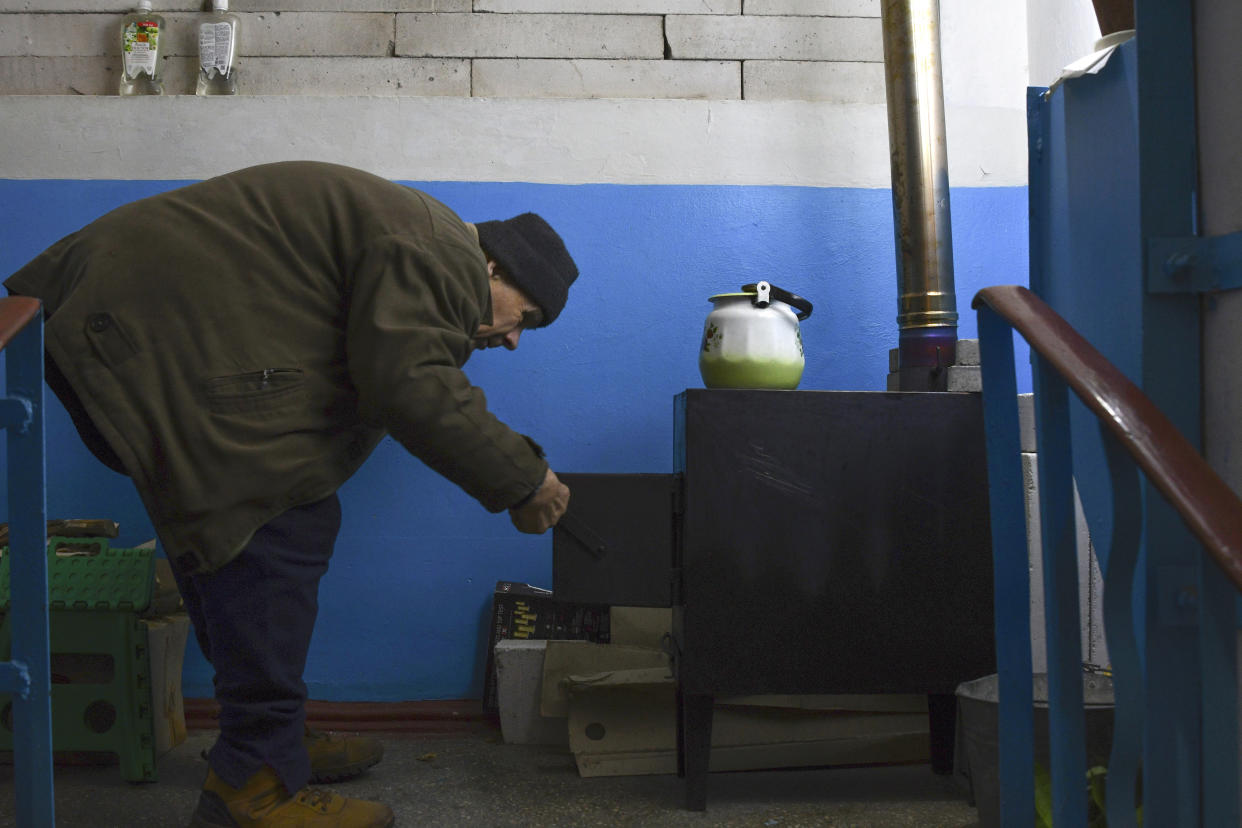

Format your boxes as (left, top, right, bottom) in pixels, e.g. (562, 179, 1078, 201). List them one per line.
(973, 284, 1242, 593)
(0, 297, 40, 354)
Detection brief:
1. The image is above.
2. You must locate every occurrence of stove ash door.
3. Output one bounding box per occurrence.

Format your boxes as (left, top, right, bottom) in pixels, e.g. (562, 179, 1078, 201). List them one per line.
(552, 472, 678, 608)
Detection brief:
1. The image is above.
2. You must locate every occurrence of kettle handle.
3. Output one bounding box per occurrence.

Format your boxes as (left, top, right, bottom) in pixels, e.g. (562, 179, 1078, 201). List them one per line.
(742, 282, 813, 321)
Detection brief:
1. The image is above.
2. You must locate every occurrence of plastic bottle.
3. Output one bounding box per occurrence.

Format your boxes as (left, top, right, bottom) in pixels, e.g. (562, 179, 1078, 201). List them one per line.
(119, 0, 164, 96)
(196, 0, 240, 96)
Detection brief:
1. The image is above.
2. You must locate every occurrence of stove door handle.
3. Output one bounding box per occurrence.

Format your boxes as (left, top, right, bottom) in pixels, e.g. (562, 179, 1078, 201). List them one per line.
(557, 510, 609, 560)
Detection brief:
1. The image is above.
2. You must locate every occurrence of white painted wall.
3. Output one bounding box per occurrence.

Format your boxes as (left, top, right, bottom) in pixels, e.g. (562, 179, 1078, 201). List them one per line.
(1026, 0, 1101, 88)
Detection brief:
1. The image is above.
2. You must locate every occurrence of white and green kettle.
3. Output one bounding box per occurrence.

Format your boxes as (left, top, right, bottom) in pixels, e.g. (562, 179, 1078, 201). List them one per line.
(699, 281, 813, 389)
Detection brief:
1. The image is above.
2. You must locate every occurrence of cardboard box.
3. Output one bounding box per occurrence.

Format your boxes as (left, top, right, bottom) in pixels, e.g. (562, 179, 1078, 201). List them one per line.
(608, 607, 672, 649)
(143, 613, 190, 755)
(565, 668, 930, 778)
(481, 581, 609, 711)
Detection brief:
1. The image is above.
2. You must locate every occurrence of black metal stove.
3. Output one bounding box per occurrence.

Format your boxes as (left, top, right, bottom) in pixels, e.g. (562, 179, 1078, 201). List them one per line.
(553, 388, 995, 810)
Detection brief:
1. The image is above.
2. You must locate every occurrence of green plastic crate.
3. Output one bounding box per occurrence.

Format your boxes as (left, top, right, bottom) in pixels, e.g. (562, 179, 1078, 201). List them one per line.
(0, 538, 159, 781)
(0, 538, 154, 612)
(0, 611, 156, 781)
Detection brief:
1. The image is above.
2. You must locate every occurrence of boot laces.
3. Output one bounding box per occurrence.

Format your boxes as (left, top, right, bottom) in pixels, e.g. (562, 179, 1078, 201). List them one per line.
(297, 787, 337, 813)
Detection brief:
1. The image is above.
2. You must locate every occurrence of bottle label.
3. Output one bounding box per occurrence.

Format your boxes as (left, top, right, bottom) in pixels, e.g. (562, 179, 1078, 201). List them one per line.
(122, 20, 159, 77)
(199, 22, 236, 77)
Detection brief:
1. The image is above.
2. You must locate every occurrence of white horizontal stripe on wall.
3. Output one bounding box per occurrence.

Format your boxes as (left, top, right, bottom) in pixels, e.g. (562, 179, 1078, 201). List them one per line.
(0, 96, 1024, 187)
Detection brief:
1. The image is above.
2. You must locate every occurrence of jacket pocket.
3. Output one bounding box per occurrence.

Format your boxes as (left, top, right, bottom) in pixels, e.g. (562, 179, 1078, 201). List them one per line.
(204, 368, 306, 415)
(84, 312, 140, 368)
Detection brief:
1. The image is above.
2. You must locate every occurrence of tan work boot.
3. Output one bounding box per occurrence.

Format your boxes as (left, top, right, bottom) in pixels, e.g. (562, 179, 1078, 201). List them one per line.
(306, 726, 385, 783)
(189, 766, 394, 828)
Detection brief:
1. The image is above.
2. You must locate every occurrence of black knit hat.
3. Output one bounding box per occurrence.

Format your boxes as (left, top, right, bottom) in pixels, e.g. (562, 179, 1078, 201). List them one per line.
(475, 213, 579, 327)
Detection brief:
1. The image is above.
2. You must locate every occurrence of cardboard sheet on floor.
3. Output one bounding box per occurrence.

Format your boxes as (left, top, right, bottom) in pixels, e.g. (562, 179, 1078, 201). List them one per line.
(540, 641, 670, 718)
(565, 668, 930, 778)
(721, 694, 928, 713)
(583, 610, 927, 716)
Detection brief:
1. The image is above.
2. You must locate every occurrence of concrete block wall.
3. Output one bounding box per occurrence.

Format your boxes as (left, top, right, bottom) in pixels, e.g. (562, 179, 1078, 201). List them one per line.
(1018, 392, 1109, 673)
(0, 0, 887, 99)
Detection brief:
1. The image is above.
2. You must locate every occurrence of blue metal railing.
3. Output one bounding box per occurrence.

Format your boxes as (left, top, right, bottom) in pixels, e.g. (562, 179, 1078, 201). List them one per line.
(975, 284, 1242, 828)
(0, 296, 53, 826)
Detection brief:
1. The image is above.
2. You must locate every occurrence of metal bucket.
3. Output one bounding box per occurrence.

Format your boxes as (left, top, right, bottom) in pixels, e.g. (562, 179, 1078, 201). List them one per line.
(955, 672, 1115, 828)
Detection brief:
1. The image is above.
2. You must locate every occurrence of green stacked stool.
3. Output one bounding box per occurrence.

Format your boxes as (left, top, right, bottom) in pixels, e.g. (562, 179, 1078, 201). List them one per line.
(0, 537, 158, 782)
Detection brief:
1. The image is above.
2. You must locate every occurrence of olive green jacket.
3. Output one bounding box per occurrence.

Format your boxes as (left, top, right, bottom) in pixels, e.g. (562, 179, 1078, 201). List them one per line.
(5, 161, 548, 574)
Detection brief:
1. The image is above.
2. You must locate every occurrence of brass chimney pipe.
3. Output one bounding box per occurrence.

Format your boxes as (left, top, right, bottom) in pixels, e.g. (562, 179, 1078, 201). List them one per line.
(881, 0, 959, 391)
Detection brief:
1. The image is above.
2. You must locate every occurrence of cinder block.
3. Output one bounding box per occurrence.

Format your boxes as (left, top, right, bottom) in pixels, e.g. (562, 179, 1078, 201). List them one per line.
(0, 53, 469, 98)
(745, 0, 879, 15)
(744, 60, 884, 103)
(955, 338, 980, 366)
(494, 640, 568, 746)
(2, 12, 398, 59)
(0, 56, 118, 94)
(478, 0, 738, 11)
(1021, 452, 1108, 672)
(946, 364, 981, 392)
(237, 57, 469, 95)
(398, 13, 663, 59)
(215, 12, 394, 58)
(243, 0, 466, 9)
(885, 371, 900, 391)
(1018, 392, 1036, 453)
(22, 0, 465, 7)
(1023, 451, 1046, 672)
(5, 1, 201, 10)
(0, 14, 114, 57)
(473, 58, 738, 99)
(666, 14, 882, 61)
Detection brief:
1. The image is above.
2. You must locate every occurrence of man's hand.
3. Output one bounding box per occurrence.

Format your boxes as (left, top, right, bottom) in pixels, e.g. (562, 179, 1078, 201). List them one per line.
(509, 467, 570, 534)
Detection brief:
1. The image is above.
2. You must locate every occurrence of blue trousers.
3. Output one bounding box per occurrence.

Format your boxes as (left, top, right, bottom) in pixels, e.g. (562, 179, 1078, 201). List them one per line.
(35, 336, 339, 794)
(171, 494, 341, 795)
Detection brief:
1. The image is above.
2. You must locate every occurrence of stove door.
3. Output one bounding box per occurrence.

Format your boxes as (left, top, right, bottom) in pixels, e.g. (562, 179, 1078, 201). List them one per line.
(553, 473, 676, 608)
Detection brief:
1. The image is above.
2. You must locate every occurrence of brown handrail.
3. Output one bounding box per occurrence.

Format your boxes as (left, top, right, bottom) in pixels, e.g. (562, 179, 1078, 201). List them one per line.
(0, 297, 40, 353)
(973, 284, 1242, 593)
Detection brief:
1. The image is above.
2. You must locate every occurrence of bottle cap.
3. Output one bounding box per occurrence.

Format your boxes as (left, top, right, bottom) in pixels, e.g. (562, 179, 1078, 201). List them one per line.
(213, 0, 228, 9)
(136, 0, 152, 9)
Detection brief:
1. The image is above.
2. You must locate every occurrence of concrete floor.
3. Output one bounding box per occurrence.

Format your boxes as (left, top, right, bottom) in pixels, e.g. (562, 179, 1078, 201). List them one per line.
(1, 726, 983, 827)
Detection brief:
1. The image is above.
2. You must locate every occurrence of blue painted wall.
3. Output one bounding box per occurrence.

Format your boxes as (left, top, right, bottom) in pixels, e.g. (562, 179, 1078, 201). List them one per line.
(0, 179, 1028, 700)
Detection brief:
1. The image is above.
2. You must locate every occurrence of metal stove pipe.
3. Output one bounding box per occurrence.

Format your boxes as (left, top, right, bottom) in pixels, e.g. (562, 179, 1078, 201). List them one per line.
(881, 0, 959, 392)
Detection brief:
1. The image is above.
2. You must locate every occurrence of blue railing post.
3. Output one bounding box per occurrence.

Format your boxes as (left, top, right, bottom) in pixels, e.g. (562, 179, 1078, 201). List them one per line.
(1030, 350, 1088, 828)
(1097, 427, 1142, 828)
(976, 283, 1242, 826)
(2, 305, 54, 827)
(976, 305, 1035, 827)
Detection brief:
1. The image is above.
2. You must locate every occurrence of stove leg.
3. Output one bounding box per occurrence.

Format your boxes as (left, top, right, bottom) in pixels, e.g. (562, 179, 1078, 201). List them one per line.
(675, 685, 686, 778)
(927, 692, 957, 775)
(680, 692, 713, 811)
